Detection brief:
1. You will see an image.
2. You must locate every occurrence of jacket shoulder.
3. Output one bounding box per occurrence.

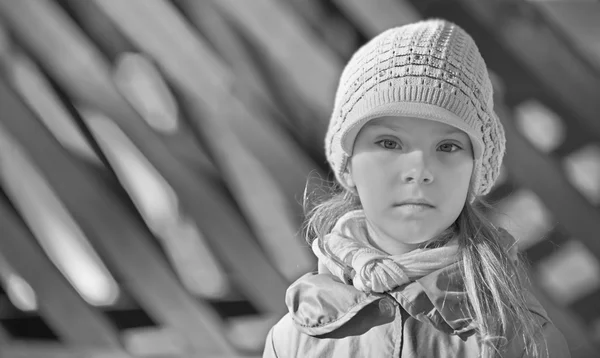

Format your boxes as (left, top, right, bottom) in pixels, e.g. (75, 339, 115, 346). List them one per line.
(264, 299, 399, 358)
(524, 320, 570, 358)
(263, 314, 294, 358)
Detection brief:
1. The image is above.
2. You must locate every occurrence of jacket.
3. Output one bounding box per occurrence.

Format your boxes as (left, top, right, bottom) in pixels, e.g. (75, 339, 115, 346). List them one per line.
(263, 263, 570, 357)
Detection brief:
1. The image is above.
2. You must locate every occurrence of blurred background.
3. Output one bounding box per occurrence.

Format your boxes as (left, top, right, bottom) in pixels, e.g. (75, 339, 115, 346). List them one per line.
(0, 0, 599, 357)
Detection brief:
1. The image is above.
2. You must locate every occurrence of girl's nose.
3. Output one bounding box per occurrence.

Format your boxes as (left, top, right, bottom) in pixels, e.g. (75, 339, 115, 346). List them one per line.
(400, 152, 434, 184)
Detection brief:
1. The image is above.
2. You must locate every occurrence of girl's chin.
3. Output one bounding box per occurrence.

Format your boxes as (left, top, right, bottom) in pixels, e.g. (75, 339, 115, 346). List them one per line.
(383, 227, 438, 245)
(366, 217, 439, 244)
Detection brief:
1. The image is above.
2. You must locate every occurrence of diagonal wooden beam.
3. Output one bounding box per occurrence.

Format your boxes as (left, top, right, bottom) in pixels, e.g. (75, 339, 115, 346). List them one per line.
(0, 127, 122, 308)
(495, 95, 600, 261)
(455, 0, 600, 141)
(91, 0, 319, 203)
(0, 0, 289, 314)
(0, 197, 123, 347)
(332, 0, 420, 38)
(0, 0, 218, 179)
(0, 341, 261, 358)
(0, 342, 133, 358)
(0, 77, 235, 355)
(226, 314, 280, 353)
(0, 52, 103, 167)
(122, 326, 187, 357)
(0, 320, 11, 345)
(78, 107, 232, 299)
(0, 16, 105, 169)
(285, 0, 359, 58)
(522, 228, 568, 265)
(177, 85, 316, 284)
(209, 0, 342, 123)
(528, 277, 600, 358)
(0, 0, 318, 214)
(174, 0, 326, 160)
(90, 0, 316, 279)
(171, 0, 284, 122)
(57, 0, 136, 61)
(53, 0, 220, 178)
(122, 322, 275, 356)
(536, 1, 600, 68)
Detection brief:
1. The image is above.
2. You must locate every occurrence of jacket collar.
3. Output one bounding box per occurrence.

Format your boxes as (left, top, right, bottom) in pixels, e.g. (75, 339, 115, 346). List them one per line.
(286, 262, 476, 337)
(286, 229, 549, 338)
(389, 262, 477, 338)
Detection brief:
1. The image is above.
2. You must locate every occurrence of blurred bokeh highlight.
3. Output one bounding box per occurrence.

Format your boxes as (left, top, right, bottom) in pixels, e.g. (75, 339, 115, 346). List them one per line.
(0, 0, 599, 357)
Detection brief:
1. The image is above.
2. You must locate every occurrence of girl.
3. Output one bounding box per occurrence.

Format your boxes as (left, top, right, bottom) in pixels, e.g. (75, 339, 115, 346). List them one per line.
(263, 19, 570, 357)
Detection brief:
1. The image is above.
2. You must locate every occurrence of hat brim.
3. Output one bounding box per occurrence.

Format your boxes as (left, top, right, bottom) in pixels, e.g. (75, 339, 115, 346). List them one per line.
(340, 102, 484, 161)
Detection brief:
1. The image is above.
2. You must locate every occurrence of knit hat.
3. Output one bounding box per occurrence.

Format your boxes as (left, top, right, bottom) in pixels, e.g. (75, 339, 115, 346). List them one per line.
(325, 19, 505, 198)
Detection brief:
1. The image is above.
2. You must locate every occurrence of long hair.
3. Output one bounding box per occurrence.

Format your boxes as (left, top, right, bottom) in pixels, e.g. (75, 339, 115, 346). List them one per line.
(302, 180, 544, 357)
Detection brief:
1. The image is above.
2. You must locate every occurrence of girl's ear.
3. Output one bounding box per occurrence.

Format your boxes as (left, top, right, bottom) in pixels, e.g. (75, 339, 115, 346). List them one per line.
(343, 164, 356, 188)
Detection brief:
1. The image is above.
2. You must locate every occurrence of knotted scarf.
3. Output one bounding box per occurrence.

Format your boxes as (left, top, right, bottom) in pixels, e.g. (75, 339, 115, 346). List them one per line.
(312, 210, 460, 293)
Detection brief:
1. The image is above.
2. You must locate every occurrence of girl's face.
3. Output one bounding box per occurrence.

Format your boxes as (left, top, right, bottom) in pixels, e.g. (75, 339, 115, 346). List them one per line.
(347, 116, 474, 253)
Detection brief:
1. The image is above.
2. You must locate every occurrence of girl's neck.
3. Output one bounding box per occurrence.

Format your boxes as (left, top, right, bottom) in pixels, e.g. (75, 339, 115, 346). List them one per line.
(365, 219, 422, 256)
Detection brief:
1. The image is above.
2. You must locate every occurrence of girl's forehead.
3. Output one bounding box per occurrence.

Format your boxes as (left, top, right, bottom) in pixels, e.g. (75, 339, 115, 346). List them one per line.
(365, 116, 468, 136)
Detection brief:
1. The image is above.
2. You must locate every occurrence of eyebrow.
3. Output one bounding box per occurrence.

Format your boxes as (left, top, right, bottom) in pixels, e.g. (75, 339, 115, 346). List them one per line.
(371, 121, 467, 136)
(439, 127, 467, 136)
(371, 121, 404, 131)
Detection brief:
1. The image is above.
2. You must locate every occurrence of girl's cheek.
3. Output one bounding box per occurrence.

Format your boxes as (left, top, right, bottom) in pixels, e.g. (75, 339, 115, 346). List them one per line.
(439, 152, 472, 167)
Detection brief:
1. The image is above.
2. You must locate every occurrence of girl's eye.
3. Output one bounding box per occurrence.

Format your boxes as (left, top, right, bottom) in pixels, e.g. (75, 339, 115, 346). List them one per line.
(377, 139, 401, 150)
(438, 143, 462, 152)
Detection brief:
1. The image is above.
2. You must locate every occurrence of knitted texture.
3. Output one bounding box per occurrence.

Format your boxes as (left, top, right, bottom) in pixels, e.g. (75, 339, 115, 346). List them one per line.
(325, 19, 506, 197)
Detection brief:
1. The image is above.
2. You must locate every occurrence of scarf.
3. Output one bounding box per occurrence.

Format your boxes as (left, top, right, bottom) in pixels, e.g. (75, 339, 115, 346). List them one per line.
(312, 210, 460, 293)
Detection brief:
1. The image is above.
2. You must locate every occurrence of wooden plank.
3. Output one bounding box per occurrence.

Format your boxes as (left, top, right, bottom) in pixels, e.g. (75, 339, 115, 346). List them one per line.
(528, 278, 600, 358)
(171, 0, 285, 124)
(122, 327, 187, 357)
(113, 54, 219, 178)
(112, 55, 235, 299)
(1, 342, 259, 358)
(266, 0, 357, 156)
(284, 0, 359, 58)
(0, 33, 119, 200)
(58, 0, 136, 61)
(78, 107, 231, 299)
(484, 179, 517, 207)
(175, 0, 325, 159)
(0, 249, 38, 313)
(332, 0, 420, 37)
(0, 127, 122, 307)
(91, 0, 319, 205)
(226, 315, 280, 353)
(0, 44, 102, 166)
(55, 0, 218, 177)
(456, 0, 600, 140)
(177, 73, 316, 281)
(208, 0, 341, 123)
(494, 93, 600, 261)
(113, 53, 180, 135)
(0, 79, 235, 355)
(123, 326, 265, 357)
(91, 0, 316, 279)
(0, 196, 122, 347)
(536, 2, 600, 67)
(0, 319, 11, 344)
(522, 228, 568, 265)
(0, 0, 217, 181)
(1, 0, 320, 218)
(0, 0, 289, 314)
(0, 342, 134, 358)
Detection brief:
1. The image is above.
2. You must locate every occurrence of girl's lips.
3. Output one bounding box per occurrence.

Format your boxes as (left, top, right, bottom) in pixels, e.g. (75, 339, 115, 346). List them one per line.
(394, 198, 435, 207)
(396, 203, 433, 208)
(394, 203, 435, 213)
